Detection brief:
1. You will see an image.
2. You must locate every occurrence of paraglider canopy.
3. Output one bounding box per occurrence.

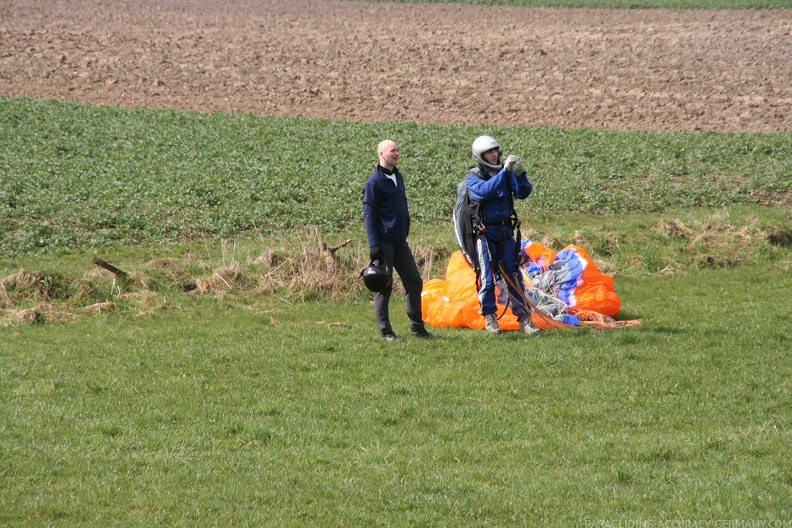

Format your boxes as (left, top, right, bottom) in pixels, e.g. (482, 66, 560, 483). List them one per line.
(422, 241, 638, 331)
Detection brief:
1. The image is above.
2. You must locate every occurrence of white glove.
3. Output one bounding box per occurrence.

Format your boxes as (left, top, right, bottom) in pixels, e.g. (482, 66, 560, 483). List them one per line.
(513, 157, 525, 176)
(504, 155, 524, 175)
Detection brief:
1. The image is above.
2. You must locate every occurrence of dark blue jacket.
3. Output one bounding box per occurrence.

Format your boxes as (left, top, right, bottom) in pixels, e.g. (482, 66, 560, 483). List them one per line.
(363, 164, 411, 247)
(466, 166, 532, 225)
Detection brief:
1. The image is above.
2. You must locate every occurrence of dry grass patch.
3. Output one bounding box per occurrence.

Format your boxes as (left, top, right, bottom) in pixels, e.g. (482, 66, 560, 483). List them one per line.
(654, 219, 696, 240)
(2, 216, 789, 327)
(0, 229, 374, 327)
(1, 269, 51, 307)
(649, 215, 780, 272)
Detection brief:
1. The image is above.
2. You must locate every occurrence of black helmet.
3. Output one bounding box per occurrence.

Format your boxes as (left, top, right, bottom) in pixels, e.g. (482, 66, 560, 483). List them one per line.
(361, 258, 392, 292)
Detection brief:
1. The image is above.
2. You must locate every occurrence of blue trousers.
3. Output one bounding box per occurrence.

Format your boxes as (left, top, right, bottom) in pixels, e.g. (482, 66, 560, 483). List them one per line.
(474, 229, 528, 319)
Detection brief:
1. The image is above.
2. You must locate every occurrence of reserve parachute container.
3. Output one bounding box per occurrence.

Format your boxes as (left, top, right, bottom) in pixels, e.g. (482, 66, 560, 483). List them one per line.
(452, 169, 484, 272)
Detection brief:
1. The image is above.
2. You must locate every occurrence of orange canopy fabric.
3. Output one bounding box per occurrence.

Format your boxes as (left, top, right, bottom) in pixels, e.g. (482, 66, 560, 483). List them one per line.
(422, 242, 621, 330)
(421, 250, 520, 331)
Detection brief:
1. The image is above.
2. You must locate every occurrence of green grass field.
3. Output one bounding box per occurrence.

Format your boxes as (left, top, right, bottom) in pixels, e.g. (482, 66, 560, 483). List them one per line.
(2, 268, 791, 525)
(1, 43, 792, 525)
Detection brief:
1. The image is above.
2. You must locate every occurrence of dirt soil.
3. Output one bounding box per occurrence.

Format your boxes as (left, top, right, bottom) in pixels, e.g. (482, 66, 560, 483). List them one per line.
(2, 0, 791, 133)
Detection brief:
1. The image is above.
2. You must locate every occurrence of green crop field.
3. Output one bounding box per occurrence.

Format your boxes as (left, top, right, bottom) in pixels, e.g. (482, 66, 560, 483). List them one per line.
(2, 97, 789, 259)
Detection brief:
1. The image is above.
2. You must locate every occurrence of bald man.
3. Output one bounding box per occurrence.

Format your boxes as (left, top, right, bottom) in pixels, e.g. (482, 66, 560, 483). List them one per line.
(362, 140, 433, 342)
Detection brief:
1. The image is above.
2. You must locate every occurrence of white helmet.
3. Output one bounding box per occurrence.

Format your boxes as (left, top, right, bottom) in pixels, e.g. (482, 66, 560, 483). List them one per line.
(472, 135, 503, 173)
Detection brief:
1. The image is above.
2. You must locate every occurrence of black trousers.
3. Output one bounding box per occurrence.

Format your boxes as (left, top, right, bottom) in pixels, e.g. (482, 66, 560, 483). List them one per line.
(374, 241, 425, 335)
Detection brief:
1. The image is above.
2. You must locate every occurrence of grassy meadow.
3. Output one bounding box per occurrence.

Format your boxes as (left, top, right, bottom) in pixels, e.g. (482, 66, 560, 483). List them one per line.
(2, 269, 791, 525)
(1, 86, 791, 526)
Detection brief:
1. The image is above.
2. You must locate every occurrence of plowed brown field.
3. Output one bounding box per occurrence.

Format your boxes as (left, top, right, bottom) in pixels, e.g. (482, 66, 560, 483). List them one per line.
(2, 0, 791, 132)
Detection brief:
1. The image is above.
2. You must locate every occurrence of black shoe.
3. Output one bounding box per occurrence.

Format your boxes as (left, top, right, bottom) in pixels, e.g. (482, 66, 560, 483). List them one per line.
(411, 329, 434, 339)
(381, 332, 404, 343)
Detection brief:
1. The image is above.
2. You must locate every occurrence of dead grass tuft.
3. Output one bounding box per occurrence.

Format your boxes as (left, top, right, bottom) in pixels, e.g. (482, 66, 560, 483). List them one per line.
(11, 308, 44, 326)
(191, 263, 247, 295)
(251, 227, 360, 299)
(83, 302, 115, 314)
(413, 243, 452, 280)
(0, 303, 79, 327)
(657, 265, 681, 276)
(690, 223, 759, 246)
(654, 219, 695, 240)
(1, 269, 51, 306)
(122, 290, 179, 318)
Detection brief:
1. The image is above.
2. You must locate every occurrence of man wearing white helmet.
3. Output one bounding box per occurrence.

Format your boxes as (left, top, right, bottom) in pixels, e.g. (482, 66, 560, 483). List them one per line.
(466, 135, 538, 334)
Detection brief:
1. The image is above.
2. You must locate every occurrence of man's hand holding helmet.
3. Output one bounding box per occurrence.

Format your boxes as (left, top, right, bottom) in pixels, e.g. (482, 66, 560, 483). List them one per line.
(362, 256, 392, 293)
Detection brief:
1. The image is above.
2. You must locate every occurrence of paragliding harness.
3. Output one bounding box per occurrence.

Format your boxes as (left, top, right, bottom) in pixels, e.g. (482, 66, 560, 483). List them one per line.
(453, 167, 524, 318)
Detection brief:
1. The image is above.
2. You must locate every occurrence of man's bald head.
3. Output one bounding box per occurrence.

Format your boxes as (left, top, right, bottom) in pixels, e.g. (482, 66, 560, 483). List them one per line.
(377, 140, 399, 171)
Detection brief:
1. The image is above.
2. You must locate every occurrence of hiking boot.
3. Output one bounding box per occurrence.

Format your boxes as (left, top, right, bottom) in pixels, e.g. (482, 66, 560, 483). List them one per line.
(485, 313, 501, 334)
(381, 332, 404, 343)
(519, 316, 540, 335)
(411, 328, 434, 339)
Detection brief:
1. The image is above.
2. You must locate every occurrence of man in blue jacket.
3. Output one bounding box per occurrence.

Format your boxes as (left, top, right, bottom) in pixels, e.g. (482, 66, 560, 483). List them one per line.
(466, 135, 539, 335)
(363, 140, 432, 342)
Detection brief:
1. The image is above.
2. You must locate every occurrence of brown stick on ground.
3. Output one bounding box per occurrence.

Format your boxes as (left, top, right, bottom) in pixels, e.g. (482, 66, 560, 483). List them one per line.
(92, 257, 128, 280)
